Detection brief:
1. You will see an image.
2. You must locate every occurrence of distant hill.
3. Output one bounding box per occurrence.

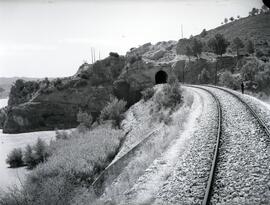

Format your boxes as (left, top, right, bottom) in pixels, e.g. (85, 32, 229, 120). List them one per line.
(0, 77, 41, 99)
(203, 14, 270, 51)
(177, 13, 270, 55)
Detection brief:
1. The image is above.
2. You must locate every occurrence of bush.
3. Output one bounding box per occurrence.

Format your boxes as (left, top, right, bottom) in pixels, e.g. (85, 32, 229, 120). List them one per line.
(55, 129, 70, 140)
(141, 87, 155, 101)
(254, 63, 270, 93)
(241, 60, 259, 81)
(219, 71, 240, 90)
(32, 138, 50, 165)
(109, 52, 120, 58)
(200, 29, 207, 37)
(6, 148, 24, 168)
(168, 74, 179, 85)
(9, 79, 40, 106)
(99, 97, 127, 128)
(155, 83, 183, 111)
(198, 68, 211, 84)
(23, 145, 36, 169)
(77, 110, 93, 132)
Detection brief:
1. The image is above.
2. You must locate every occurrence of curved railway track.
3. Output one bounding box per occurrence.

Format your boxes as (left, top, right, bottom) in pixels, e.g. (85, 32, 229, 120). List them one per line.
(205, 85, 270, 137)
(92, 84, 270, 204)
(192, 85, 270, 205)
(186, 85, 222, 205)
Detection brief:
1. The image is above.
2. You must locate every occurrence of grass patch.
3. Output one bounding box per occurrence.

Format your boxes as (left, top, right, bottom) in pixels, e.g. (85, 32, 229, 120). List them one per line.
(0, 123, 124, 205)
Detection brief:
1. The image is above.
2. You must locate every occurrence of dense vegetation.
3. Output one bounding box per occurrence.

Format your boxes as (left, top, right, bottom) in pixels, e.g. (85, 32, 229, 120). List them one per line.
(5, 138, 50, 169)
(175, 6, 270, 96)
(1, 113, 125, 205)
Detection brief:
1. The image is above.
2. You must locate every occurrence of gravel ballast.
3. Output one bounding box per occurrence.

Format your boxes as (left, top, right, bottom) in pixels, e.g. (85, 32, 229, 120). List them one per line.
(206, 86, 270, 204)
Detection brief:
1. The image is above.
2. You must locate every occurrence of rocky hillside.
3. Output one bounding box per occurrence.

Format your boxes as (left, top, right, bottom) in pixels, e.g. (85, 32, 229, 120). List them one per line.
(2, 42, 179, 133)
(3, 54, 125, 133)
(0, 77, 40, 99)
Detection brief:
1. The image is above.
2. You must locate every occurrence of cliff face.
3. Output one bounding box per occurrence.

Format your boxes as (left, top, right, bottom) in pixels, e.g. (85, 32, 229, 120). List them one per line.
(3, 55, 124, 133)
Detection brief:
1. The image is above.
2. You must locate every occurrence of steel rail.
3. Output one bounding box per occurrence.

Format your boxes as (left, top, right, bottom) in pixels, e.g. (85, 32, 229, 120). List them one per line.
(205, 85, 270, 137)
(185, 85, 222, 205)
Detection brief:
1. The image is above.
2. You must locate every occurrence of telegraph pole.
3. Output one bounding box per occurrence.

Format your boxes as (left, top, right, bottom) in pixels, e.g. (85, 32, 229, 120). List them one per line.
(181, 24, 184, 39)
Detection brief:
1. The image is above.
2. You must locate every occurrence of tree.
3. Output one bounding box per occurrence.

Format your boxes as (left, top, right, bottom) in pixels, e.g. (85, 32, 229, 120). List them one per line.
(6, 148, 24, 168)
(198, 68, 211, 84)
(224, 18, 228, 24)
(33, 138, 49, 164)
(208, 33, 230, 85)
(249, 8, 259, 16)
(192, 38, 203, 60)
(23, 145, 35, 168)
(99, 96, 127, 128)
(208, 33, 230, 57)
(232, 37, 244, 58)
(77, 109, 93, 131)
(219, 71, 239, 90)
(185, 46, 193, 62)
(246, 40, 255, 55)
(261, 5, 269, 14)
(200, 29, 207, 37)
(229, 17, 234, 22)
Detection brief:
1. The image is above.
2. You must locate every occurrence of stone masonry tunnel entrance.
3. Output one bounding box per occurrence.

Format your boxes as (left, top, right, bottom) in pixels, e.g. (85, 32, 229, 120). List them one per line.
(155, 70, 168, 84)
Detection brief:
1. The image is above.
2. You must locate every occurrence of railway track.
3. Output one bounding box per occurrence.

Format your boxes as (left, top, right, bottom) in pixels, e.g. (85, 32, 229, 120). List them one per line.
(92, 84, 270, 204)
(205, 85, 270, 137)
(192, 85, 270, 205)
(186, 85, 222, 205)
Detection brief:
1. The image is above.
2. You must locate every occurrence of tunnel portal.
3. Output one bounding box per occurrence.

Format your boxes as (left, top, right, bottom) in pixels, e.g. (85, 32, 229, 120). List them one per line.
(155, 70, 168, 84)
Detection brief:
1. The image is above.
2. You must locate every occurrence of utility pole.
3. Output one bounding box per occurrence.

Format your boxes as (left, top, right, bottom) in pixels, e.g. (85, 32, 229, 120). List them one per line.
(91, 48, 93, 64)
(181, 24, 184, 39)
(93, 48, 96, 62)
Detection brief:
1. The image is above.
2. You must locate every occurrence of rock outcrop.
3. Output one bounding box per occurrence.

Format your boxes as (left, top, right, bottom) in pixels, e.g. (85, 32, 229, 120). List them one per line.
(3, 55, 125, 133)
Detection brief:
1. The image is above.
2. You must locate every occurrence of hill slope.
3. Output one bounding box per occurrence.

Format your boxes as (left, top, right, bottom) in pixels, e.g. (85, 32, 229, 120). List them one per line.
(177, 13, 270, 55)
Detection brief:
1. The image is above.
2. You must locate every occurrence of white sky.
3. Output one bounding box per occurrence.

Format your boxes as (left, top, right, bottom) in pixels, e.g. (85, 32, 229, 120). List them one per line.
(0, 0, 263, 78)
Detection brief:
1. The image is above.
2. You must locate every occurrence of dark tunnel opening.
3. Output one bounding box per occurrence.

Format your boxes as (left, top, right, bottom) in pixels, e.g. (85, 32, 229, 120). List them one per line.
(155, 70, 168, 84)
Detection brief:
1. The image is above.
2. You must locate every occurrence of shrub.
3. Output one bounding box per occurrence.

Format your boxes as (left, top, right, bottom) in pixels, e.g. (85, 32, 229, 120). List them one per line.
(32, 138, 50, 165)
(55, 129, 70, 140)
(241, 60, 259, 81)
(99, 97, 127, 128)
(109, 52, 120, 58)
(198, 68, 211, 84)
(155, 83, 183, 111)
(6, 148, 24, 168)
(77, 110, 93, 131)
(168, 74, 179, 85)
(256, 49, 264, 58)
(74, 80, 88, 88)
(9, 79, 40, 106)
(200, 29, 207, 37)
(23, 145, 36, 169)
(254, 63, 270, 93)
(219, 71, 240, 90)
(141, 87, 155, 101)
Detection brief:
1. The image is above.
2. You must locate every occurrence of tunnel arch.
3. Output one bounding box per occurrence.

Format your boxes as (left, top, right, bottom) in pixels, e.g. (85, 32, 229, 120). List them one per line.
(155, 70, 168, 84)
